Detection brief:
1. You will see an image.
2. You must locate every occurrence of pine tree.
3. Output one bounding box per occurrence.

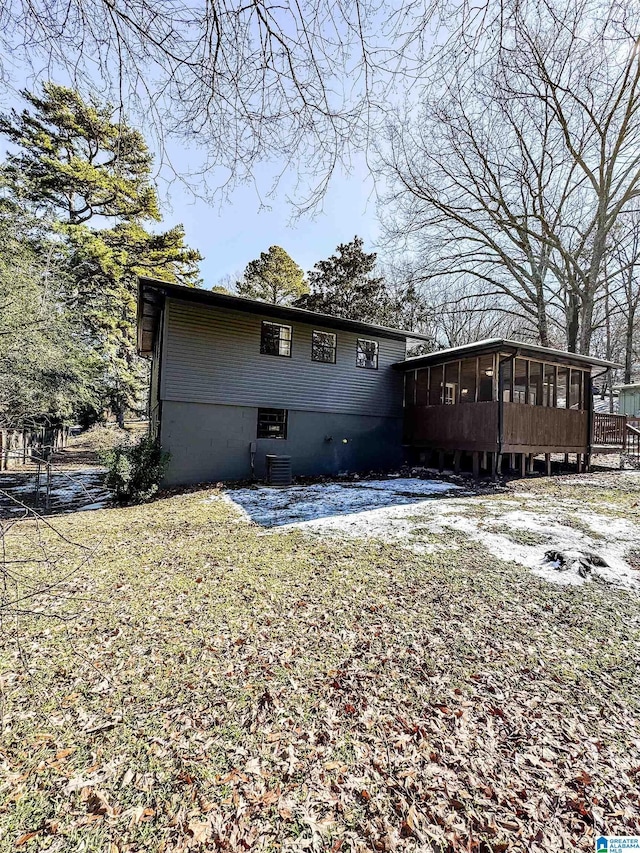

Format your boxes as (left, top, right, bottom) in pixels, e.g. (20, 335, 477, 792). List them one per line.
(0, 83, 159, 224)
(0, 84, 202, 425)
(237, 245, 307, 304)
(296, 237, 389, 323)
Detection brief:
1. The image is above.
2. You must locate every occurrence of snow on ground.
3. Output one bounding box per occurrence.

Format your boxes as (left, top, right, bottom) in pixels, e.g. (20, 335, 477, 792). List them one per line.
(224, 478, 462, 527)
(218, 477, 640, 592)
(0, 468, 109, 515)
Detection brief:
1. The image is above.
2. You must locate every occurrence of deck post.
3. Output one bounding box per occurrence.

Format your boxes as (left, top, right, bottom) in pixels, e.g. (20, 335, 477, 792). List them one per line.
(584, 453, 591, 473)
(545, 453, 551, 476)
(576, 453, 582, 473)
(493, 452, 501, 481)
(510, 453, 516, 471)
(520, 452, 526, 478)
(481, 451, 487, 471)
(453, 450, 461, 474)
(438, 450, 445, 473)
(472, 452, 480, 480)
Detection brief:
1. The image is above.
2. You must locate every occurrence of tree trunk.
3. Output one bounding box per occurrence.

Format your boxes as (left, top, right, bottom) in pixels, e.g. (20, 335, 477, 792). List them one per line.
(579, 286, 595, 354)
(566, 292, 580, 352)
(625, 308, 635, 384)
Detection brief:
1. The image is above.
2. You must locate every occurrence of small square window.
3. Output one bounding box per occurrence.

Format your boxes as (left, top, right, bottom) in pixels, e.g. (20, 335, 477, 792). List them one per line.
(312, 330, 337, 363)
(260, 321, 292, 357)
(356, 338, 379, 369)
(257, 408, 288, 439)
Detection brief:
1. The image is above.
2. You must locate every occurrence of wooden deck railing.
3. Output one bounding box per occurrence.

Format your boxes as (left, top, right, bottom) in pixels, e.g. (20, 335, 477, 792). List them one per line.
(592, 413, 640, 462)
(628, 424, 640, 460)
(592, 413, 627, 445)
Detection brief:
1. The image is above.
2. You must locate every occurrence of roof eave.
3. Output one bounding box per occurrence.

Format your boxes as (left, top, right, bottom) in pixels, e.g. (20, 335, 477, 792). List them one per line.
(394, 338, 622, 371)
(138, 276, 432, 343)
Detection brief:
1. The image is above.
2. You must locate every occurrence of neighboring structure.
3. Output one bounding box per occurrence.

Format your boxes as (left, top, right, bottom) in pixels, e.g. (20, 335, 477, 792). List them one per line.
(137, 278, 432, 485)
(616, 382, 640, 417)
(397, 339, 620, 477)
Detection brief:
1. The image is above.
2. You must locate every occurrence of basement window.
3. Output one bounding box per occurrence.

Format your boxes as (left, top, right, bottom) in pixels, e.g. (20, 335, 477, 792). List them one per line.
(356, 339, 379, 369)
(257, 408, 288, 439)
(260, 321, 292, 357)
(311, 330, 337, 363)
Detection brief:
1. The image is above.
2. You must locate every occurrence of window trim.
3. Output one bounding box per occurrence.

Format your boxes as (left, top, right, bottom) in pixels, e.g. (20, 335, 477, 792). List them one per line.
(260, 321, 293, 358)
(311, 329, 337, 364)
(257, 407, 288, 439)
(356, 338, 379, 370)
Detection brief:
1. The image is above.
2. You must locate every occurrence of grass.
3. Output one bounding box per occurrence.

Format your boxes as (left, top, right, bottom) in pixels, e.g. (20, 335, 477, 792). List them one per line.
(1, 484, 640, 852)
(481, 523, 552, 547)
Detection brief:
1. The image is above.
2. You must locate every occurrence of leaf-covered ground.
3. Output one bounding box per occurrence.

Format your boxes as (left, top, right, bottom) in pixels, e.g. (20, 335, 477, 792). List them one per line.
(1, 480, 639, 852)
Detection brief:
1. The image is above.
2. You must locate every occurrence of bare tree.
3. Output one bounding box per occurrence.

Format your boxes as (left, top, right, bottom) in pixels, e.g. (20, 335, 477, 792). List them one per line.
(608, 212, 640, 382)
(5, 0, 624, 210)
(0, 0, 408, 210)
(380, 0, 640, 354)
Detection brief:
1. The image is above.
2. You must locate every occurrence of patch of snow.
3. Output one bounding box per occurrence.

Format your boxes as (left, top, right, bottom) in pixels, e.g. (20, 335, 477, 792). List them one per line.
(217, 479, 640, 593)
(0, 468, 109, 515)
(223, 479, 463, 528)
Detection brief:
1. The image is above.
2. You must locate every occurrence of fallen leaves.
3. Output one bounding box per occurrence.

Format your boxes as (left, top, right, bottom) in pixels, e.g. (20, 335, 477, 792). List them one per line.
(2, 485, 640, 851)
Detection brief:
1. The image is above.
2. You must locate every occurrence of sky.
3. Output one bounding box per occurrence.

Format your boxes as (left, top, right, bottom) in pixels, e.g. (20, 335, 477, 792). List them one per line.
(161, 154, 381, 286)
(2, 71, 383, 289)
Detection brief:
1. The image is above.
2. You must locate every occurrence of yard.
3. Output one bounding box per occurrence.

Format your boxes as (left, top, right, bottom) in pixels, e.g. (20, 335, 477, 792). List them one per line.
(1, 466, 640, 851)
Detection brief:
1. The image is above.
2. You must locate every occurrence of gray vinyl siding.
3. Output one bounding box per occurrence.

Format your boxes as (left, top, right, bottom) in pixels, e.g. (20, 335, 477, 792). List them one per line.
(161, 298, 406, 418)
(148, 308, 164, 438)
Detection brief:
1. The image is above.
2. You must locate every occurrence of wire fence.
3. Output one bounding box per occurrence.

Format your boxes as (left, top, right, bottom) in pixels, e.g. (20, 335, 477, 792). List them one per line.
(0, 448, 108, 634)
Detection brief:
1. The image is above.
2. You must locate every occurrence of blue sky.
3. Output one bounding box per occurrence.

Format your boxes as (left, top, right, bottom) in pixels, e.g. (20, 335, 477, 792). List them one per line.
(162, 154, 381, 285)
(2, 72, 382, 288)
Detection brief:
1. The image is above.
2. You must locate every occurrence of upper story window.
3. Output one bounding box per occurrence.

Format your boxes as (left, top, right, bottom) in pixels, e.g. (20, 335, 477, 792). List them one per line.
(312, 330, 337, 363)
(356, 338, 379, 369)
(260, 321, 292, 357)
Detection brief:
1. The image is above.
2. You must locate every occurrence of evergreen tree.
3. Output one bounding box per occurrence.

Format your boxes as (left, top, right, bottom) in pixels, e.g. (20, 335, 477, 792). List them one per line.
(0, 83, 159, 224)
(65, 222, 201, 423)
(0, 84, 202, 425)
(296, 237, 389, 323)
(237, 245, 307, 304)
(0, 199, 99, 426)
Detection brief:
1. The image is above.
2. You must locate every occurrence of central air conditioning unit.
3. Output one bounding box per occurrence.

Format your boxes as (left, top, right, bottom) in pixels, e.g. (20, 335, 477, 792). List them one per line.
(265, 454, 292, 487)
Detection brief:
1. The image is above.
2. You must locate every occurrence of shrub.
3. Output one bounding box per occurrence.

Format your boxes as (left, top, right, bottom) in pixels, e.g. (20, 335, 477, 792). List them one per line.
(84, 423, 130, 453)
(102, 436, 169, 503)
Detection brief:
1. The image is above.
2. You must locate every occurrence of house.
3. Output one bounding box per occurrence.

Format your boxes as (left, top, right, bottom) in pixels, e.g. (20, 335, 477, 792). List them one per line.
(137, 278, 432, 485)
(616, 382, 640, 417)
(137, 279, 622, 484)
(397, 339, 620, 476)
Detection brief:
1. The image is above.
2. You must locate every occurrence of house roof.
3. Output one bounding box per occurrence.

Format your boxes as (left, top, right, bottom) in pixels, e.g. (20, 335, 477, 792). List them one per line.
(394, 338, 622, 371)
(137, 277, 433, 355)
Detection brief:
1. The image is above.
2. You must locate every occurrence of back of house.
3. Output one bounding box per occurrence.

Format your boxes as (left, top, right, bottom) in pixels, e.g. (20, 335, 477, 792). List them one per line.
(137, 278, 428, 485)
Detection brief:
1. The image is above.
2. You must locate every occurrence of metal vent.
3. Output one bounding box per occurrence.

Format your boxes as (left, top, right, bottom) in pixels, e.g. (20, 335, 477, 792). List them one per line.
(265, 455, 292, 487)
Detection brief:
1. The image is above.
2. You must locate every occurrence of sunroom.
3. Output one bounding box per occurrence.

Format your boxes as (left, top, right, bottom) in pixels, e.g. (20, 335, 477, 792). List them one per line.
(397, 339, 620, 477)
